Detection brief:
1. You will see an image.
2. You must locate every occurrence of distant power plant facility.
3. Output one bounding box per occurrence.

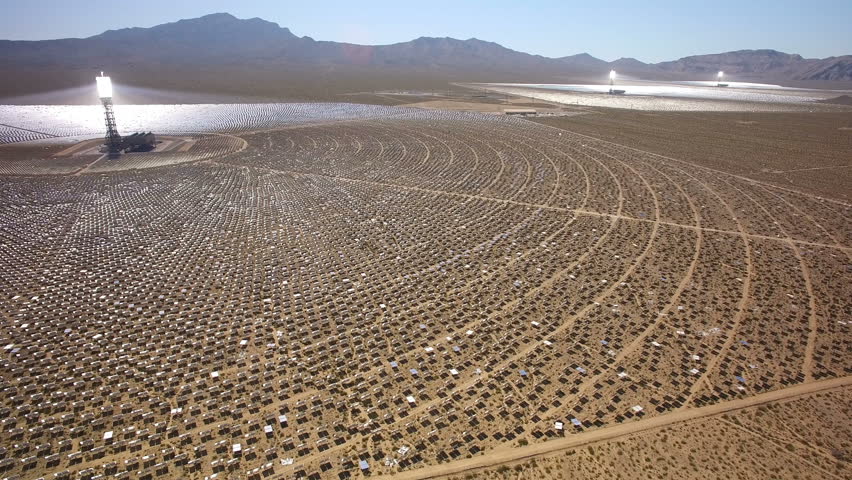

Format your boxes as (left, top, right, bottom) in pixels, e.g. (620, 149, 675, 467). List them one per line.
(717, 71, 729, 87)
(96, 73, 156, 155)
(608, 70, 626, 95)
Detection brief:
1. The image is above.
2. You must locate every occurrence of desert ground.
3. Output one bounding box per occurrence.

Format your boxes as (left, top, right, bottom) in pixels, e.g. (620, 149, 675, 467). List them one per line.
(530, 110, 852, 202)
(0, 67, 587, 106)
(427, 382, 851, 480)
(0, 95, 850, 480)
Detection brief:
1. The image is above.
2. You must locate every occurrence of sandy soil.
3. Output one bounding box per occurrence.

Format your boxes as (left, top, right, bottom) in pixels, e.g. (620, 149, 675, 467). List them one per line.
(0, 67, 592, 105)
(530, 111, 852, 201)
(381, 378, 851, 480)
(0, 105, 849, 480)
(398, 99, 566, 114)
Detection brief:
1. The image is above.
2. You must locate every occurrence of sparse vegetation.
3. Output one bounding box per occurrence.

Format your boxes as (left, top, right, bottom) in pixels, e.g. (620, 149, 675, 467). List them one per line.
(0, 99, 848, 480)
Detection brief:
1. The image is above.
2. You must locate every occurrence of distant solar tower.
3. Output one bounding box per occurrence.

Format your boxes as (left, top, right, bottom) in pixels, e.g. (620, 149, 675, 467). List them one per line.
(96, 73, 122, 155)
(717, 71, 725, 86)
(609, 70, 616, 94)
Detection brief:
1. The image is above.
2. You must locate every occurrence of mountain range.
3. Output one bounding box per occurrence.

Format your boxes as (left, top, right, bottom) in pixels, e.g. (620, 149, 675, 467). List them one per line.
(1, 13, 850, 101)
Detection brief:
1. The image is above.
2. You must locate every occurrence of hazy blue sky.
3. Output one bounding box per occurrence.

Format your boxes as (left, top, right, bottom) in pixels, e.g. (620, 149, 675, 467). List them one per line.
(2, 0, 850, 62)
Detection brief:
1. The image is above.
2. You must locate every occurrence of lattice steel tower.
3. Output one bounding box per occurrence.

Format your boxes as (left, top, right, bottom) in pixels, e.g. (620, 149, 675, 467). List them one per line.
(96, 73, 122, 155)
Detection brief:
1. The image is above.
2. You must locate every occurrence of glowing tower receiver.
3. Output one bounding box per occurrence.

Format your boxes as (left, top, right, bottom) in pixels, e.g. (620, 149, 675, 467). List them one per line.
(97, 73, 122, 155)
(716, 71, 728, 87)
(609, 70, 616, 94)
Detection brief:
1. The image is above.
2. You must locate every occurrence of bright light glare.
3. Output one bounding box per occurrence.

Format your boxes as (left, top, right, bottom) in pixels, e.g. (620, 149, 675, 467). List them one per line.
(718, 71, 724, 78)
(609, 70, 616, 80)
(96, 76, 113, 98)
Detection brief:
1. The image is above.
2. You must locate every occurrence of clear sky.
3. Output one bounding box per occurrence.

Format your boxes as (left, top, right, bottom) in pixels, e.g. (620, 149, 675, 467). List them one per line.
(1, 0, 850, 62)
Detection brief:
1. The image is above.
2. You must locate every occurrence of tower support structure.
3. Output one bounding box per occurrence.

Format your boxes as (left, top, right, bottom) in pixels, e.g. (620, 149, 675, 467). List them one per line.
(101, 97, 122, 154)
(96, 73, 122, 156)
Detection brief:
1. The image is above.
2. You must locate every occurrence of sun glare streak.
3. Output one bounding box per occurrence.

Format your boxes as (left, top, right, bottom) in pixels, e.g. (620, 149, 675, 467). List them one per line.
(96, 75, 113, 99)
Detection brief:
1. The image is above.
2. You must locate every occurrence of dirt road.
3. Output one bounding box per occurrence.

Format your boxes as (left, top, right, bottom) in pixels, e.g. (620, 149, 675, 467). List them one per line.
(376, 376, 851, 480)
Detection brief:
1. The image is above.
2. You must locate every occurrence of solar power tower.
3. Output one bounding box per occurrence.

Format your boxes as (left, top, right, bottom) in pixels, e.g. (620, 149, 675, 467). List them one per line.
(96, 73, 122, 155)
